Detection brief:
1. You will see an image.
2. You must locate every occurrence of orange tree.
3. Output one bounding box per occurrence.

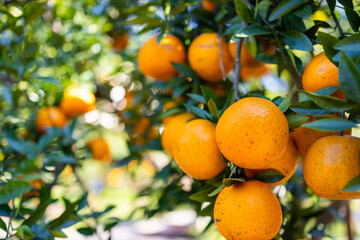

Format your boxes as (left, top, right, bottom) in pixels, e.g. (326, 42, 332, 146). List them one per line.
(1, 0, 360, 239)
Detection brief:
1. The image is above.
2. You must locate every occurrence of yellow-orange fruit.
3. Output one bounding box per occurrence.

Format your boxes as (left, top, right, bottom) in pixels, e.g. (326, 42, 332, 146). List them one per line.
(172, 119, 226, 180)
(161, 113, 194, 156)
(245, 138, 299, 187)
(302, 52, 343, 98)
(214, 181, 282, 240)
(188, 33, 234, 82)
(35, 106, 67, 133)
(60, 85, 96, 118)
(138, 34, 186, 81)
(112, 34, 129, 52)
(89, 138, 112, 163)
(228, 40, 276, 69)
(201, 0, 216, 11)
(303, 135, 360, 200)
(241, 65, 270, 80)
(216, 97, 289, 169)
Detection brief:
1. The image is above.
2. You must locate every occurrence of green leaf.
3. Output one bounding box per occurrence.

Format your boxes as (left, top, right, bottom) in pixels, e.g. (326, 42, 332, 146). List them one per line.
(184, 104, 213, 120)
(318, 32, 340, 64)
(23, 199, 52, 226)
(207, 98, 220, 120)
(341, 174, 360, 192)
(15, 225, 34, 240)
(123, 16, 162, 26)
(0, 180, 32, 204)
(36, 128, 61, 153)
(77, 227, 95, 236)
(189, 186, 215, 202)
(278, 96, 291, 112)
(200, 86, 222, 108)
(326, 0, 336, 11)
(157, 108, 184, 121)
(234, 0, 253, 23)
(290, 101, 334, 116)
(255, 53, 281, 64)
(0, 217, 6, 231)
(49, 230, 67, 238)
(234, 25, 271, 37)
(339, 52, 360, 104)
(172, 63, 200, 82)
(283, 31, 313, 51)
(5, 135, 37, 159)
(222, 178, 245, 187)
(293, 5, 312, 18)
(187, 93, 206, 103)
(49, 199, 79, 229)
(198, 202, 214, 217)
(286, 113, 310, 129)
(344, 8, 360, 32)
(208, 184, 225, 197)
(268, 0, 306, 22)
(303, 118, 357, 131)
(334, 33, 360, 52)
(254, 169, 285, 183)
(338, 0, 354, 8)
(23, 1, 47, 24)
(299, 90, 358, 112)
(0, 86, 14, 108)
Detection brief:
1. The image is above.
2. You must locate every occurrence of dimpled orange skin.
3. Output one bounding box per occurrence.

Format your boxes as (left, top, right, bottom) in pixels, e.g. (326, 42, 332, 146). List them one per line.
(228, 40, 276, 69)
(216, 97, 289, 169)
(290, 116, 352, 157)
(245, 138, 299, 187)
(172, 119, 226, 180)
(161, 113, 194, 157)
(138, 35, 186, 81)
(201, 0, 216, 12)
(188, 33, 234, 82)
(36, 107, 67, 133)
(60, 85, 96, 118)
(214, 181, 282, 240)
(89, 138, 112, 163)
(302, 52, 344, 98)
(303, 136, 360, 200)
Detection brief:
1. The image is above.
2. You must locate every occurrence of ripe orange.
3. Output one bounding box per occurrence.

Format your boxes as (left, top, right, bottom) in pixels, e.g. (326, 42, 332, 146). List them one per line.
(172, 119, 226, 180)
(214, 180, 282, 240)
(60, 85, 96, 118)
(35, 106, 67, 133)
(111, 33, 129, 52)
(188, 33, 234, 82)
(228, 40, 276, 69)
(245, 138, 299, 187)
(241, 64, 270, 80)
(132, 118, 158, 146)
(290, 116, 351, 157)
(302, 52, 343, 98)
(161, 113, 194, 156)
(201, 0, 216, 12)
(303, 135, 360, 200)
(24, 179, 42, 199)
(216, 97, 289, 169)
(138, 34, 186, 81)
(88, 138, 112, 163)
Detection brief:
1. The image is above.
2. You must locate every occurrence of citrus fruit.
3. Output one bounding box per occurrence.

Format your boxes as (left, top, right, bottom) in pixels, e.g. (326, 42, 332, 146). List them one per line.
(216, 97, 289, 169)
(161, 113, 194, 156)
(214, 180, 282, 240)
(245, 138, 299, 187)
(60, 85, 96, 118)
(188, 33, 234, 82)
(303, 135, 360, 200)
(112, 33, 129, 52)
(228, 40, 276, 69)
(35, 106, 67, 133)
(172, 119, 226, 180)
(241, 65, 270, 80)
(138, 34, 186, 81)
(201, 0, 216, 12)
(88, 138, 112, 163)
(302, 52, 343, 98)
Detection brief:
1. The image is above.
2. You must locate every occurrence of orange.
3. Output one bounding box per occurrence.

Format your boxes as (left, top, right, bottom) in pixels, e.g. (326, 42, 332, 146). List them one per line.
(228, 40, 276, 69)
(138, 34, 186, 81)
(188, 33, 234, 82)
(24, 179, 42, 199)
(172, 119, 226, 180)
(106, 168, 125, 187)
(303, 135, 360, 200)
(131, 118, 158, 146)
(302, 52, 343, 98)
(245, 138, 299, 187)
(216, 97, 289, 169)
(290, 116, 351, 157)
(214, 180, 282, 240)
(35, 106, 67, 134)
(201, 0, 216, 12)
(88, 138, 112, 163)
(161, 113, 194, 156)
(241, 65, 270, 80)
(112, 34, 129, 52)
(60, 85, 96, 118)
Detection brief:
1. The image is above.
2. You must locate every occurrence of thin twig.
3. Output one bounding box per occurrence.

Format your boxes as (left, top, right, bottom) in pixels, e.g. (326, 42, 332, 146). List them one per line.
(218, 24, 226, 81)
(329, 8, 345, 37)
(233, 38, 244, 103)
(346, 201, 354, 240)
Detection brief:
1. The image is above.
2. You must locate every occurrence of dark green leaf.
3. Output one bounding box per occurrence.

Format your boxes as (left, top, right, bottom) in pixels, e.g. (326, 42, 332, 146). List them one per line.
(187, 93, 206, 103)
(15, 225, 34, 240)
(293, 5, 312, 18)
(184, 104, 213, 120)
(200, 86, 222, 108)
(299, 86, 341, 102)
(23, 1, 47, 24)
(305, 21, 332, 39)
(49, 199, 79, 229)
(339, 52, 360, 104)
(338, 0, 354, 8)
(269, 0, 306, 22)
(0, 180, 32, 204)
(286, 113, 310, 129)
(234, 0, 253, 23)
(318, 32, 340, 64)
(278, 96, 291, 112)
(303, 118, 357, 131)
(172, 63, 200, 82)
(290, 101, 334, 115)
(326, 0, 336, 11)
(157, 108, 184, 121)
(23, 199, 52, 226)
(334, 33, 360, 52)
(5, 135, 37, 159)
(222, 178, 245, 187)
(234, 25, 271, 37)
(208, 184, 225, 197)
(189, 186, 215, 202)
(255, 53, 281, 64)
(198, 203, 214, 217)
(77, 227, 95, 236)
(345, 8, 360, 32)
(208, 98, 220, 120)
(223, 23, 243, 36)
(0, 217, 6, 231)
(341, 174, 360, 192)
(283, 31, 313, 51)
(36, 128, 61, 153)
(299, 90, 358, 112)
(254, 169, 285, 183)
